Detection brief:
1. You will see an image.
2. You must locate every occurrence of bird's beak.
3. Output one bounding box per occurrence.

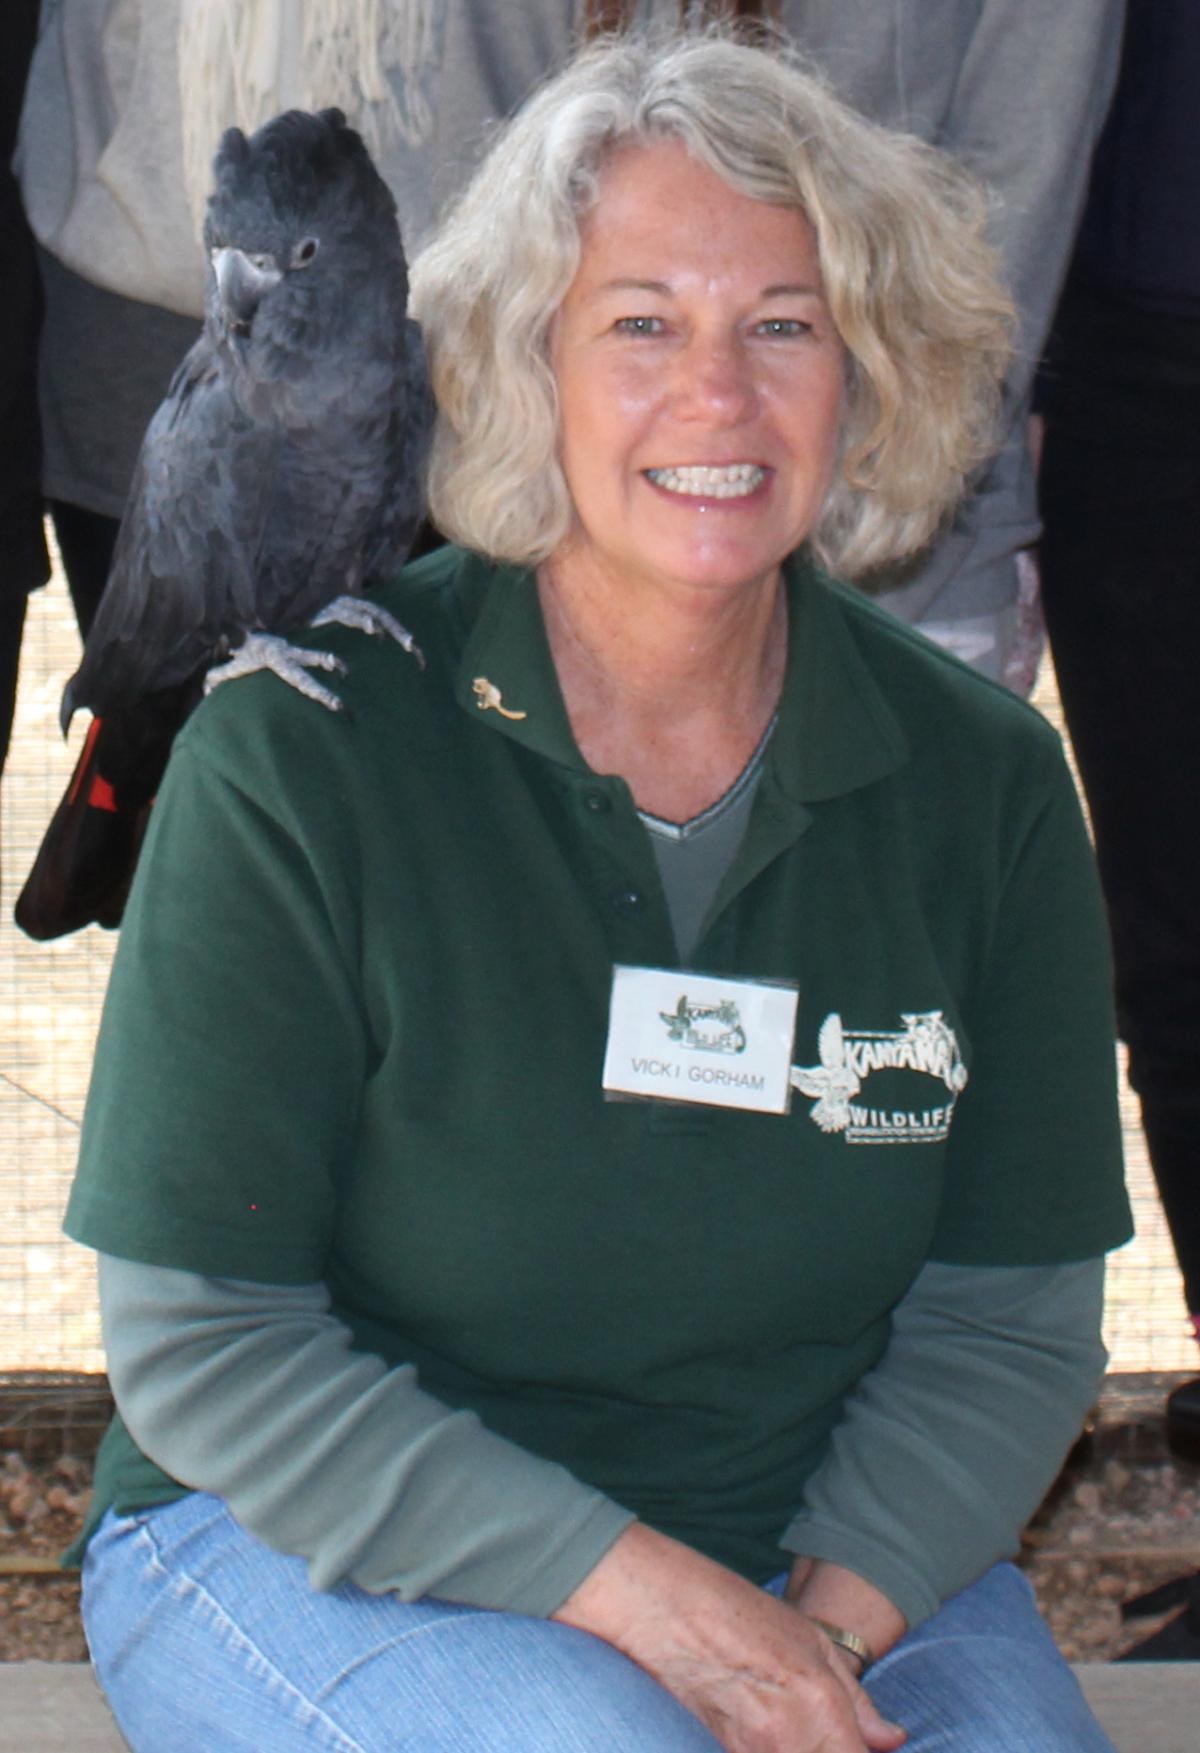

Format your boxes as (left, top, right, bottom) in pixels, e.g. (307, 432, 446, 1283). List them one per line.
(212, 247, 283, 334)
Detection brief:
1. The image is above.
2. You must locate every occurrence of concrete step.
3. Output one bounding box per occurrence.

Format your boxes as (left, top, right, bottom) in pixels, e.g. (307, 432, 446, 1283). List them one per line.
(1, 1663, 126, 1752)
(0, 1659, 1196, 1753)
(1076, 1661, 1200, 1753)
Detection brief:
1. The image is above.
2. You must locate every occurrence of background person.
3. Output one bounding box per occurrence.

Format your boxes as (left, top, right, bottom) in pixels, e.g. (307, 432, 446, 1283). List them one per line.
(0, 0, 50, 780)
(772, 0, 1124, 691)
(63, 33, 1130, 1753)
(12, 0, 1122, 692)
(1037, 0, 1200, 1470)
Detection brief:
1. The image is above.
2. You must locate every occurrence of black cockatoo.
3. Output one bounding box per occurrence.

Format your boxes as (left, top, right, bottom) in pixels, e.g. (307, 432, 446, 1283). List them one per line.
(16, 106, 431, 941)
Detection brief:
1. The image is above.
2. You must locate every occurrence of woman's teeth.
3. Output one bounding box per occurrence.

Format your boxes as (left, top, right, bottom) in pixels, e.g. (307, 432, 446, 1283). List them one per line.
(646, 464, 765, 499)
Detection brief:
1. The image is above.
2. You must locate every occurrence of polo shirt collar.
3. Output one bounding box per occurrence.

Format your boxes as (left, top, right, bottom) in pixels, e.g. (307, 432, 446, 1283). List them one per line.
(454, 557, 586, 770)
(771, 558, 909, 803)
(454, 551, 909, 800)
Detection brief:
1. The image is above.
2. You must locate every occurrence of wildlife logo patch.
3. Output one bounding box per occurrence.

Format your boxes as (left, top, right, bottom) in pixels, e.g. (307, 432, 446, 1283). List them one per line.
(659, 994, 747, 1057)
(790, 1011, 968, 1144)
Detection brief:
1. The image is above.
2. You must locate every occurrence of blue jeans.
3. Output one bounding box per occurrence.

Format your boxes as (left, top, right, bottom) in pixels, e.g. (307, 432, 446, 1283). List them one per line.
(82, 1493, 1115, 1752)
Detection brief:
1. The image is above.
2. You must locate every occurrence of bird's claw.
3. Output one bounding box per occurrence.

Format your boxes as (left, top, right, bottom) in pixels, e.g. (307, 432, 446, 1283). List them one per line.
(204, 633, 349, 712)
(309, 595, 425, 668)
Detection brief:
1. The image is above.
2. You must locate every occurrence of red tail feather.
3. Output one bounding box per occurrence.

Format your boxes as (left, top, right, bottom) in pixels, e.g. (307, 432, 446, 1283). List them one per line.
(14, 717, 149, 940)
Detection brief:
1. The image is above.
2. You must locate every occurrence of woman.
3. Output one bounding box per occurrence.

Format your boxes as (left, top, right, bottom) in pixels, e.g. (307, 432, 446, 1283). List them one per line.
(67, 30, 1130, 1753)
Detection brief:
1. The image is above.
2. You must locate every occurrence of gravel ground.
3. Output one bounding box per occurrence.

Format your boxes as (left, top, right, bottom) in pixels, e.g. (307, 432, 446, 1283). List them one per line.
(2, 1446, 1199, 1665)
(0, 1454, 91, 1662)
(1023, 1453, 1200, 1661)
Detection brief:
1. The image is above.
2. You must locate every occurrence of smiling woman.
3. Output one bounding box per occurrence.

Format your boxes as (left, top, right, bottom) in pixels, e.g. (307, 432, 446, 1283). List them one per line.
(413, 31, 1012, 581)
(548, 141, 845, 605)
(66, 25, 1130, 1753)
(412, 30, 1009, 826)
(532, 137, 849, 822)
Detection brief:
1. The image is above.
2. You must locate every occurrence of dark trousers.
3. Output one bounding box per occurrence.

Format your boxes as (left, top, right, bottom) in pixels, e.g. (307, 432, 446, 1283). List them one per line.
(1039, 285, 1200, 1311)
(48, 499, 119, 639)
(0, 589, 27, 773)
(0, 0, 48, 780)
(0, 502, 117, 782)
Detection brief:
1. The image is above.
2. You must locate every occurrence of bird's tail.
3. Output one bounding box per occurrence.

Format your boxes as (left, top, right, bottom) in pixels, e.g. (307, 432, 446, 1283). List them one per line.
(14, 717, 155, 941)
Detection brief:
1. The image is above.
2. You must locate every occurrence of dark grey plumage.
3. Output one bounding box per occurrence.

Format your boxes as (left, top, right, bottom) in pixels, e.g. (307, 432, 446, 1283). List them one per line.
(64, 105, 430, 724)
(18, 107, 431, 941)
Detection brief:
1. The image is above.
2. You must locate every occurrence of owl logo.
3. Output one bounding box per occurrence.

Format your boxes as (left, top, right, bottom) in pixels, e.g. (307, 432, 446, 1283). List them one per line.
(789, 1013, 860, 1133)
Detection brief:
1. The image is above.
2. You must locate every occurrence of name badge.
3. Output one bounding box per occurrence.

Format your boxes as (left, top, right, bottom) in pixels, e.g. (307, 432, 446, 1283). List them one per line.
(602, 965, 799, 1115)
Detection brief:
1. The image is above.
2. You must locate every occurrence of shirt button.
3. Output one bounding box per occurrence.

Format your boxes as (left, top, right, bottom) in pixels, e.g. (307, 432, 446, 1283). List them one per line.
(583, 789, 611, 813)
(612, 888, 642, 914)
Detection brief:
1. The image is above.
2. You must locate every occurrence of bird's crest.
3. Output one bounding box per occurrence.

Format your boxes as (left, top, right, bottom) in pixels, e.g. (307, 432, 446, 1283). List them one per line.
(207, 107, 398, 248)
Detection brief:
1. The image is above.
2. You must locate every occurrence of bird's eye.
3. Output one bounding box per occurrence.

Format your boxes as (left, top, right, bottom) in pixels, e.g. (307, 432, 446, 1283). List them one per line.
(292, 237, 320, 268)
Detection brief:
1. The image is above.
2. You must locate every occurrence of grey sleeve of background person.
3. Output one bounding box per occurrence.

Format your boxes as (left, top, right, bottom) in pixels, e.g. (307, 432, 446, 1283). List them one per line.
(781, 1257, 1107, 1628)
(95, 1254, 635, 1617)
(779, 0, 1126, 681)
(99, 1252, 1103, 1626)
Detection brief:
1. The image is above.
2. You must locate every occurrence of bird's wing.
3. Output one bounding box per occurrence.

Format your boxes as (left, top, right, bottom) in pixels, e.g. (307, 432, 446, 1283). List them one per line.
(64, 338, 277, 721)
(363, 316, 434, 584)
(818, 1013, 846, 1071)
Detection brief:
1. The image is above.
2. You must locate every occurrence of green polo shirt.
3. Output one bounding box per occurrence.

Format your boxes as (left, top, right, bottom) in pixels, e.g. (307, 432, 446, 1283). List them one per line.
(66, 545, 1131, 1586)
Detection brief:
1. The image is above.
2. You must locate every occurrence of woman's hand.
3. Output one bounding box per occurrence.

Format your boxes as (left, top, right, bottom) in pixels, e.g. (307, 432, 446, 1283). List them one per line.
(552, 1523, 906, 1753)
(784, 1556, 907, 1674)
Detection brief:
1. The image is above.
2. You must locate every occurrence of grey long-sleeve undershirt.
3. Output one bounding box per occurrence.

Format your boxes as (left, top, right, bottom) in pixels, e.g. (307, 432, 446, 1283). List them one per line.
(98, 1252, 1105, 1628)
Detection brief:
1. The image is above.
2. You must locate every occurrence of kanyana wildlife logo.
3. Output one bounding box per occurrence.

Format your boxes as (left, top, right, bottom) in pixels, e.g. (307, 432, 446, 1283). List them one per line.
(790, 1011, 968, 1144)
(660, 994, 747, 1056)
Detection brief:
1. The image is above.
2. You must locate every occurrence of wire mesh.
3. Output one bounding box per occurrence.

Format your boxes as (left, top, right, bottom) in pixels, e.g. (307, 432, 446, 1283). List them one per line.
(0, 536, 1193, 1374)
(0, 1371, 113, 1460)
(1, 553, 111, 1372)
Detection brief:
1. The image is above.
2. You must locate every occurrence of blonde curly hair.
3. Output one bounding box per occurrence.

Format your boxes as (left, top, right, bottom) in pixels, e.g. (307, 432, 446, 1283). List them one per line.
(410, 28, 1014, 581)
